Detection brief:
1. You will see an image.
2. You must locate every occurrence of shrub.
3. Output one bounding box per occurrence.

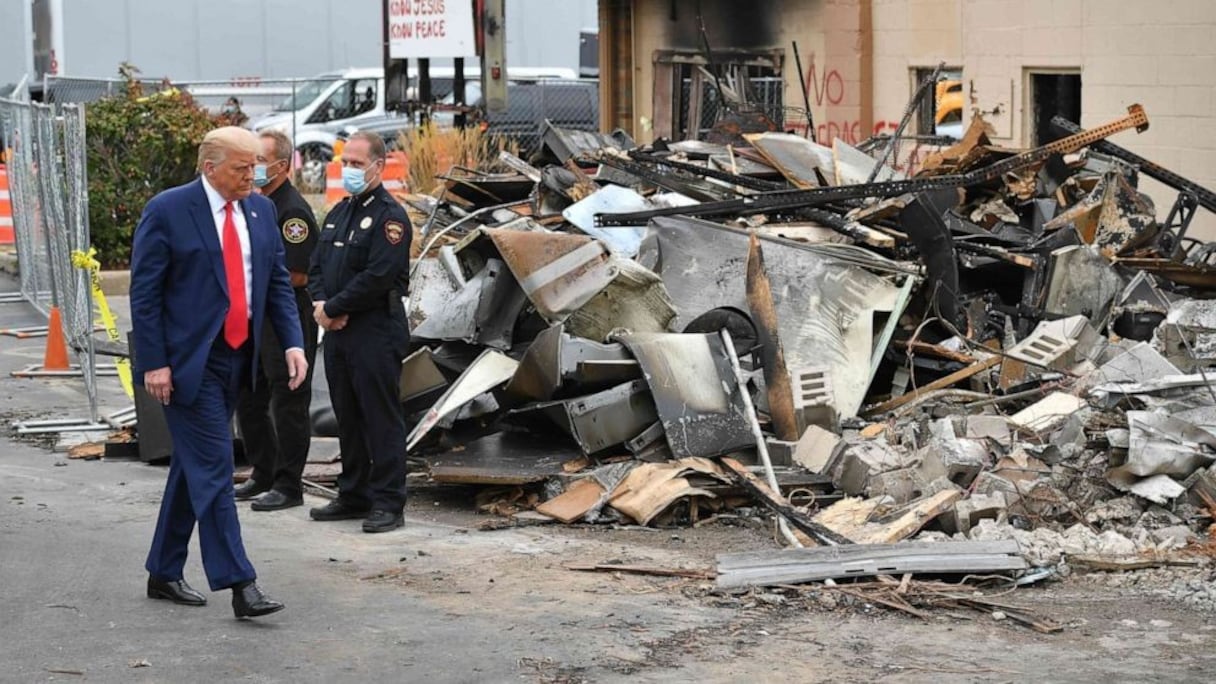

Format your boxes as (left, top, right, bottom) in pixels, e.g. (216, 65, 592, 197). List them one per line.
(399, 122, 517, 195)
(86, 68, 219, 268)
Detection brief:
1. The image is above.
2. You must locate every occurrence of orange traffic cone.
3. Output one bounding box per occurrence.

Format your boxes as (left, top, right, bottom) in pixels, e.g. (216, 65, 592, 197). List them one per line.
(43, 305, 70, 370)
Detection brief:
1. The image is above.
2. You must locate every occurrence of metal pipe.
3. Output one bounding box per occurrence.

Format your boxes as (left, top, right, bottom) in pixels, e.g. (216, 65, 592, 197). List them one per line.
(720, 328, 802, 549)
(791, 41, 816, 142)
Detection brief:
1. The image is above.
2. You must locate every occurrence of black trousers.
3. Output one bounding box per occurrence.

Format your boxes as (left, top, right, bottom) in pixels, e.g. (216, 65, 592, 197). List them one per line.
(324, 311, 408, 512)
(235, 288, 318, 498)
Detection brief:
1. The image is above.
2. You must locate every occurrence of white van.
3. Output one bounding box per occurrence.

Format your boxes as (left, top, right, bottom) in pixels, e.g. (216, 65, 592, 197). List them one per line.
(247, 65, 578, 191)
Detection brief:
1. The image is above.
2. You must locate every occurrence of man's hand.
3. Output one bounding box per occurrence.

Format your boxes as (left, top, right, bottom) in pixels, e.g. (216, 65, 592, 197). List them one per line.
(145, 367, 173, 405)
(313, 301, 349, 331)
(285, 349, 309, 391)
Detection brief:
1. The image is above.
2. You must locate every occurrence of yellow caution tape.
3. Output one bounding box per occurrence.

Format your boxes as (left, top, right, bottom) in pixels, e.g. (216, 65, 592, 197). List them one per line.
(71, 248, 134, 398)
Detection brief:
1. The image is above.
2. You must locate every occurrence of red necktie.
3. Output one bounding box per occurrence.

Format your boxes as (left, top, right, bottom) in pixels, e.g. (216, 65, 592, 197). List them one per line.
(222, 201, 248, 348)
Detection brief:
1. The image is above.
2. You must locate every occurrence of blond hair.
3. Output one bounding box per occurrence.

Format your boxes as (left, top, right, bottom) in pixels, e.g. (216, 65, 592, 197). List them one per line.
(197, 126, 259, 171)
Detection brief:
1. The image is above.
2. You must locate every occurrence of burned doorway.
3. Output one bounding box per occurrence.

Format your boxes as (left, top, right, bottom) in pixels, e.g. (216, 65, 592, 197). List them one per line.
(1027, 70, 1081, 146)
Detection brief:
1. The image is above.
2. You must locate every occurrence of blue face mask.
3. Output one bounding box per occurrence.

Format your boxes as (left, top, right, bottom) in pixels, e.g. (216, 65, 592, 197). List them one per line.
(253, 163, 270, 188)
(342, 166, 368, 195)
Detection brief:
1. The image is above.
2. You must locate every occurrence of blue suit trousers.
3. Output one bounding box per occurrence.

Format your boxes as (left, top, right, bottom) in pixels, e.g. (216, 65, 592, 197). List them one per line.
(145, 341, 256, 592)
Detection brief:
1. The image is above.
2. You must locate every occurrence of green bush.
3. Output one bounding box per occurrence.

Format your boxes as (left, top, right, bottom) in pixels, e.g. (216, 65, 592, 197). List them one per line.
(86, 70, 219, 268)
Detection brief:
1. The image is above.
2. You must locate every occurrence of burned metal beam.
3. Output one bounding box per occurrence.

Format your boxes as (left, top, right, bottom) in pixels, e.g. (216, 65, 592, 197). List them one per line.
(596, 105, 1151, 227)
(628, 150, 787, 191)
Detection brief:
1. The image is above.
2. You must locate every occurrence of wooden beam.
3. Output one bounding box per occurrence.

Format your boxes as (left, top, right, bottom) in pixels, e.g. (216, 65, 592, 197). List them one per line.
(863, 355, 1000, 417)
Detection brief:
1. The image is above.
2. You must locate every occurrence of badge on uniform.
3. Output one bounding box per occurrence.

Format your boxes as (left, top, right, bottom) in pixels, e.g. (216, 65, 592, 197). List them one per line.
(360, 217, 373, 230)
(385, 221, 405, 245)
(282, 218, 310, 244)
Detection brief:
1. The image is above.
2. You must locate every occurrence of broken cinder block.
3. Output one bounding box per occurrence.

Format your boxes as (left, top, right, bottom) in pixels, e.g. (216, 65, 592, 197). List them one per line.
(791, 424, 842, 475)
(914, 422, 989, 488)
(866, 467, 926, 505)
(939, 492, 1009, 536)
(832, 439, 907, 496)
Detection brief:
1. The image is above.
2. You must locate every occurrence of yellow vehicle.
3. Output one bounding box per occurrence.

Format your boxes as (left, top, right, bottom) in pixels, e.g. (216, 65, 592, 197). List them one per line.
(935, 79, 963, 126)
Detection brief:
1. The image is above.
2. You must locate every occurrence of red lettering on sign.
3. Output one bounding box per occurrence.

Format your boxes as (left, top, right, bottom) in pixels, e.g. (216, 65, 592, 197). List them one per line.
(415, 19, 446, 38)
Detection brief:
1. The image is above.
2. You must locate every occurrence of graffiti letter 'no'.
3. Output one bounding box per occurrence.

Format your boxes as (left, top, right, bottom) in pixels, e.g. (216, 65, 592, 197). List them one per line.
(804, 54, 845, 106)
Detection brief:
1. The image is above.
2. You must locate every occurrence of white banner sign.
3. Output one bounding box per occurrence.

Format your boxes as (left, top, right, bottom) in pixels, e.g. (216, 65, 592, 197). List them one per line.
(387, 0, 477, 59)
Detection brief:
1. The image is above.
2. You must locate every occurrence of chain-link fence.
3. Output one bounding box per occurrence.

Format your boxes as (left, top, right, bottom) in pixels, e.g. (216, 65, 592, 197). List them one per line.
(44, 75, 602, 187)
(46, 75, 346, 193)
(0, 97, 54, 316)
(45, 104, 99, 412)
(0, 97, 102, 426)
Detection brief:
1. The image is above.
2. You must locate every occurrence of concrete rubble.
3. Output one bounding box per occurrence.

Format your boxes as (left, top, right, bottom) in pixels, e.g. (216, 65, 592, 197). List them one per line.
(395, 107, 1216, 599)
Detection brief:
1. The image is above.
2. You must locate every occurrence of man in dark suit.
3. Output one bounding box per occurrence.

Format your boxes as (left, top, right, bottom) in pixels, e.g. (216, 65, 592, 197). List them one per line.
(130, 126, 307, 619)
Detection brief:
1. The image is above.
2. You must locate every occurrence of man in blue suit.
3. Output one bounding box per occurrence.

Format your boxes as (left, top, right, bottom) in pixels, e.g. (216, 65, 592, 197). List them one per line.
(130, 126, 308, 619)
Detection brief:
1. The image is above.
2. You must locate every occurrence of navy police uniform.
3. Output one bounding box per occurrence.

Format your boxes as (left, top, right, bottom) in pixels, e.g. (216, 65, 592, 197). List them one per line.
(308, 183, 411, 513)
(236, 178, 319, 500)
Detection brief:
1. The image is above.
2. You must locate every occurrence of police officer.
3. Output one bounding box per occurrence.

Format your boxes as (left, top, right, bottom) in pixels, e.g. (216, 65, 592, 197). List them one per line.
(307, 131, 411, 533)
(234, 130, 320, 511)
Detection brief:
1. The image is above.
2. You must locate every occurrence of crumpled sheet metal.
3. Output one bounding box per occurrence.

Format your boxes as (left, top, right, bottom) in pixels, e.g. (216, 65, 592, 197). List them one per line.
(564, 258, 678, 342)
(503, 323, 637, 404)
(408, 249, 468, 337)
(618, 332, 755, 459)
(1108, 471, 1187, 505)
(1043, 245, 1124, 321)
(487, 226, 677, 342)
(508, 379, 658, 456)
(1045, 168, 1157, 256)
(408, 252, 526, 349)
(1112, 410, 1216, 479)
(542, 123, 635, 163)
(406, 349, 520, 450)
(400, 347, 448, 404)
(1156, 298, 1216, 371)
(642, 216, 908, 417)
(487, 229, 616, 321)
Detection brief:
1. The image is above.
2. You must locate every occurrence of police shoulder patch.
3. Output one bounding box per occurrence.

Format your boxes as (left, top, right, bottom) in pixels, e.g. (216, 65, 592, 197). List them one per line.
(384, 220, 405, 245)
(282, 218, 310, 244)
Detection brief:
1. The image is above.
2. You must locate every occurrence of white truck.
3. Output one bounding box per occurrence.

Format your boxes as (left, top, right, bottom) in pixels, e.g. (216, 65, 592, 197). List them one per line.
(247, 66, 577, 191)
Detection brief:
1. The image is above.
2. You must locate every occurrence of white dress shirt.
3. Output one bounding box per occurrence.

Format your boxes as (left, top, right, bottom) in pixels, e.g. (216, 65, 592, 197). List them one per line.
(200, 175, 253, 319)
(200, 176, 303, 357)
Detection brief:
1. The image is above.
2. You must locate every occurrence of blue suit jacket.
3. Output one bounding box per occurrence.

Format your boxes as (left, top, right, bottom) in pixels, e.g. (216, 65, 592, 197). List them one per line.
(130, 178, 305, 406)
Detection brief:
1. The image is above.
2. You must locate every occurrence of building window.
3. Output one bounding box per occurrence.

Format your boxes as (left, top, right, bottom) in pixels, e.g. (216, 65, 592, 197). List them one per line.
(914, 67, 964, 140)
(1027, 70, 1081, 146)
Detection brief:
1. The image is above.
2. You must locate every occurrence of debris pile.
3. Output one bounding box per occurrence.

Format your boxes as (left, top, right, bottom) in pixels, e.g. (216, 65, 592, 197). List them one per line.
(402, 106, 1216, 590)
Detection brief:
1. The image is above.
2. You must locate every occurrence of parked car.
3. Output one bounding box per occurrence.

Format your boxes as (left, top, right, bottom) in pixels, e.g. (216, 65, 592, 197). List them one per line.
(246, 66, 577, 191)
(343, 79, 599, 161)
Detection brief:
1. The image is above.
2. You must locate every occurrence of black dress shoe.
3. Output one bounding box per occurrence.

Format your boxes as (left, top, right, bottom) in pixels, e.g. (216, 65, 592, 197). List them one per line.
(309, 499, 370, 521)
(234, 480, 271, 501)
(231, 581, 284, 619)
(147, 576, 207, 606)
(362, 510, 404, 533)
(250, 489, 303, 512)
